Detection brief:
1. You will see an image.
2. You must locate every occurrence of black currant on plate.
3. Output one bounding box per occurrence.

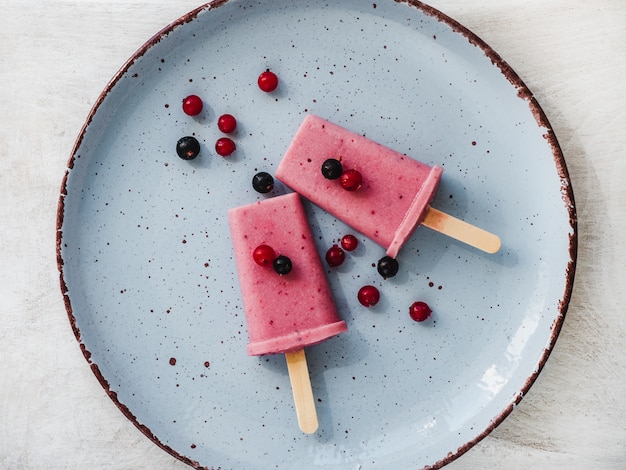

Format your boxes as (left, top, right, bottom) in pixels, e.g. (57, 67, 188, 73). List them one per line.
(252, 171, 274, 193)
(377, 255, 399, 279)
(176, 136, 200, 160)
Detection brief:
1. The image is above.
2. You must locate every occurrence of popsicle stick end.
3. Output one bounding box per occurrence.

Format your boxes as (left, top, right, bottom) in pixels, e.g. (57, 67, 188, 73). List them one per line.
(285, 349, 319, 434)
(422, 207, 501, 254)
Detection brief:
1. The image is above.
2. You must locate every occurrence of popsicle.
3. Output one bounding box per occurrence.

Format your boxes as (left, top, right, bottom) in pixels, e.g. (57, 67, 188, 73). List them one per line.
(228, 192, 347, 433)
(275, 114, 501, 258)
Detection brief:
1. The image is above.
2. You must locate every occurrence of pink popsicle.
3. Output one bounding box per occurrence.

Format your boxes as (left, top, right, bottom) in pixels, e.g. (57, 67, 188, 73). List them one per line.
(228, 192, 347, 433)
(275, 115, 501, 257)
(229, 192, 346, 356)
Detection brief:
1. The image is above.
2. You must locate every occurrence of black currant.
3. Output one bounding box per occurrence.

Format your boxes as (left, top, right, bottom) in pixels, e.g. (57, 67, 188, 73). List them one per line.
(252, 171, 274, 193)
(176, 136, 200, 160)
(377, 255, 399, 279)
(321, 158, 343, 179)
(273, 255, 293, 275)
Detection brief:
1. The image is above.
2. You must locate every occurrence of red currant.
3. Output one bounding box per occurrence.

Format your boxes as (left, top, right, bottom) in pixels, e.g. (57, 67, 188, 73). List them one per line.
(358, 285, 380, 307)
(215, 137, 236, 157)
(409, 301, 432, 322)
(182, 94, 203, 116)
(325, 244, 345, 267)
(253, 245, 276, 266)
(217, 114, 237, 133)
(341, 234, 358, 251)
(340, 169, 362, 191)
(258, 70, 278, 92)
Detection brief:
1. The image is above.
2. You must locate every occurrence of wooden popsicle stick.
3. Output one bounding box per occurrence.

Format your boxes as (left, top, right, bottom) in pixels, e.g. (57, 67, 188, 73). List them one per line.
(422, 207, 501, 254)
(285, 349, 319, 434)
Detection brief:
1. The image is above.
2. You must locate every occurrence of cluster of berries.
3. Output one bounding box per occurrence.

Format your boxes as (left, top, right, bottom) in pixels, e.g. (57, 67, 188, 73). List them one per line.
(252, 244, 292, 276)
(175, 70, 279, 161)
(321, 158, 362, 191)
(324, 234, 431, 322)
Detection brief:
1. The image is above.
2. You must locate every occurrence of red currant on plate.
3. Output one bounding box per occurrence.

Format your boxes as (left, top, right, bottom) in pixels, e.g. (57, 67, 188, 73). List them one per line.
(182, 94, 203, 116)
(340, 169, 362, 191)
(217, 114, 237, 133)
(253, 245, 276, 267)
(409, 301, 432, 322)
(358, 285, 380, 307)
(325, 244, 345, 267)
(340, 234, 358, 251)
(258, 70, 278, 92)
(215, 137, 236, 157)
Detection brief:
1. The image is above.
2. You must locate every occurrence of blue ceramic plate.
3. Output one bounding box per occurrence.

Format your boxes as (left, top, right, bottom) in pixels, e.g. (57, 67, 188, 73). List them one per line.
(57, 1, 576, 468)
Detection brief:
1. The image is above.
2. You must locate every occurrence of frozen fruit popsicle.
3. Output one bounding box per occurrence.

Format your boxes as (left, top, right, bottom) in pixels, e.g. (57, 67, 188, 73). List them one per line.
(228, 192, 347, 433)
(275, 114, 501, 258)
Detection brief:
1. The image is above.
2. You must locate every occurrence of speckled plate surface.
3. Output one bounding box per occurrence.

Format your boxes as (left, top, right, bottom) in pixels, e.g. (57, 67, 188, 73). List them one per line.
(56, 1, 576, 468)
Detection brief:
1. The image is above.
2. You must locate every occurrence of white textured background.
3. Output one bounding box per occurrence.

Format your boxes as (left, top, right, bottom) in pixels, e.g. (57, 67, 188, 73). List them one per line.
(1, 0, 624, 468)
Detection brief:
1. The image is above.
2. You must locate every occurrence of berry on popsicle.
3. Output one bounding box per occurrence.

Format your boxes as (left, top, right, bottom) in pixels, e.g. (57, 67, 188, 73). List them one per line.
(339, 168, 362, 191)
(273, 255, 293, 275)
(321, 158, 343, 180)
(252, 244, 276, 267)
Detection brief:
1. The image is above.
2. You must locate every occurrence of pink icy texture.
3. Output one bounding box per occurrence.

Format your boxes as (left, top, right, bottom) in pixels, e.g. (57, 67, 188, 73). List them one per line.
(275, 115, 443, 258)
(228, 193, 347, 356)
